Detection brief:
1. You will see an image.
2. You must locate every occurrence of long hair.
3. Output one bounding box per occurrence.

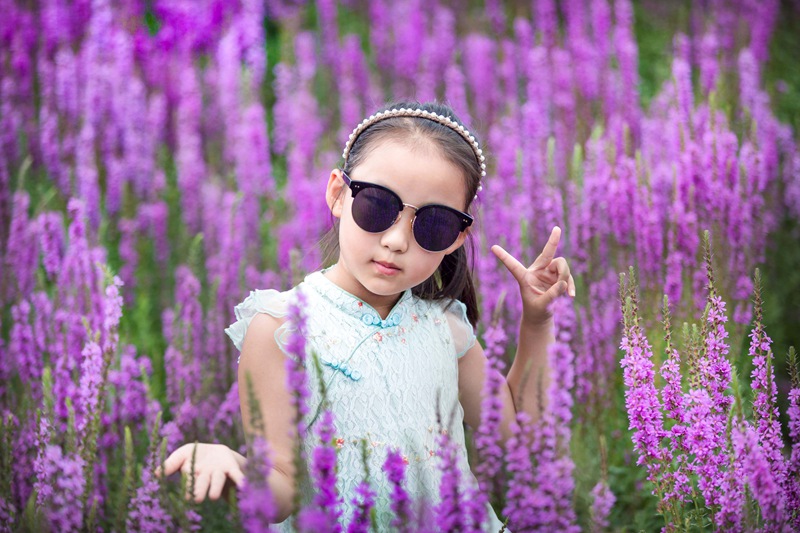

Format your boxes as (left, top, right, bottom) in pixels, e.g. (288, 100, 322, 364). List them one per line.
(320, 101, 483, 326)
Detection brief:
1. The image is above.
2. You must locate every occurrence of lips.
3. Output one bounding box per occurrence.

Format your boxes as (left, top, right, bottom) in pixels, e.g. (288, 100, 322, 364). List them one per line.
(375, 260, 400, 269)
(373, 260, 401, 275)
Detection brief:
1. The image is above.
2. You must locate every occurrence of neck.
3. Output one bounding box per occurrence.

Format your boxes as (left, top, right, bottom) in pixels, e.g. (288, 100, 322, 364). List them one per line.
(323, 264, 405, 319)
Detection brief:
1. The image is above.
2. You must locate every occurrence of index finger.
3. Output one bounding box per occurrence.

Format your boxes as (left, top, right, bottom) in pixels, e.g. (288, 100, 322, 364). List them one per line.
(532, 226, 561, 270)
(159, 444, 191, 477)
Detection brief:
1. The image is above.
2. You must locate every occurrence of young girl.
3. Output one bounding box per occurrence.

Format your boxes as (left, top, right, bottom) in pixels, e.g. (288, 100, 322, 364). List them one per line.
(161, 101, 575, 530)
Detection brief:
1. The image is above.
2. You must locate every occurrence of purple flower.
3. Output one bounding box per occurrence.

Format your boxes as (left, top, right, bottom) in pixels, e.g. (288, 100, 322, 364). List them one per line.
(501, 412, 535, 530)
(107, 345, 152, 433)
(589, 480, 615, 532)
(748, 282, 788, 502)
(77, 339, 103, 438)
(5, 192, 37, 299)
(434, 428, 463, 533)
(239, 435, 277, 531)
(40, 445, 86, 533)
(785, 351, 800, 528)
(383, 449, 412, 531)
(472, 321, 506, 506)
(297, 408, 341, 532)
(716, 452, 745, 532)
(526, 296, 579, 532)
(235, 101, 273, 245)
(285, 288, 311, 439)
(732, 421, 787, 527)
(37, 211, 65, 280)
(175, 59, 206, 233)
(126, 466, 171, 533)
(9, 300, 39, 393)
(534, 0, 558, 48)
(102, 275, 123, 352)
(0, 494, 15, 531)
(619, 317, 669, 488)
(346, 481, 375, 533)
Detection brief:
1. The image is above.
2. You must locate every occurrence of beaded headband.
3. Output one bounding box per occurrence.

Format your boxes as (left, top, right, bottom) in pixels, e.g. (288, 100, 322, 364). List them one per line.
(342, 107, 486, 198)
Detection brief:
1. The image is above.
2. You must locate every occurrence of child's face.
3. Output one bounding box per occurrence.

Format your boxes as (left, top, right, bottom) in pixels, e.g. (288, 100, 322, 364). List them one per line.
(325, 139, 470, 308)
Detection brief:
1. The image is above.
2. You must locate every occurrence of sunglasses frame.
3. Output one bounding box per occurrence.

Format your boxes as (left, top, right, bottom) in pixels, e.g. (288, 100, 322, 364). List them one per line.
(340, 171, 474, 252)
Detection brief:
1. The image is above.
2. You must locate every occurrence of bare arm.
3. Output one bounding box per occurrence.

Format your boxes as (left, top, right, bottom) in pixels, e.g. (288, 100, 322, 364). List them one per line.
(238, 312, 299, 522)
(459, 227, 574, 442)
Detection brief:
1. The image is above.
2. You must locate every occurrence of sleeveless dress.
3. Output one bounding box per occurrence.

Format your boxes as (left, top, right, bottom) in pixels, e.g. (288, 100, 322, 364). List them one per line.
(225, 269, 506, 532)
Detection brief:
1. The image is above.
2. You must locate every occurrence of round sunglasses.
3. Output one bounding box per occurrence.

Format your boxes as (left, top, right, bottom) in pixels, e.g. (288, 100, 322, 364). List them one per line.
(340, 171, 473, 252)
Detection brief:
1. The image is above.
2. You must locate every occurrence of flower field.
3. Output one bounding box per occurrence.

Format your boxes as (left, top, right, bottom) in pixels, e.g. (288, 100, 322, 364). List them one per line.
(1, 0, 799, 531)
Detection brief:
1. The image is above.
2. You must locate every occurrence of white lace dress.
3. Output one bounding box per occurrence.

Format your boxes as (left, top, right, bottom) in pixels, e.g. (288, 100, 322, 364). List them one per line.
(225, 269, 505, 531)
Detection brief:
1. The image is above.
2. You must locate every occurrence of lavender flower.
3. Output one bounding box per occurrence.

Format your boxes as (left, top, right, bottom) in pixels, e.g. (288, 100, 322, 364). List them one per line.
(346, 481, 375, 533)
(239, 435, 277, 532)
(40, 445, 86, 533)
(619, 302, 669, 490)
(472, 321, 507, 502)
(285, 288, 311, 438)
(716, 452, 745, 532)
(383, 449, 412, 531)
(434, 428, 463, 533)
(126, 466, 171, 533)
(501, 412, 535, 530)
(748, 273, 788, 499)
(589, 480, 615, 532)
(297, 408, 341, 532)
(732, 421, 788, 527)
(77, 339, 103, 439)
(37, 211, 64, 280)
(785, 349, 800, 528)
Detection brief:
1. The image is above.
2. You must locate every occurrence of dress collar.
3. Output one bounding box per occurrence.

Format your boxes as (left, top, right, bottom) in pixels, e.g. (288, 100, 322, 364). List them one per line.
(305, 268, 413, 328)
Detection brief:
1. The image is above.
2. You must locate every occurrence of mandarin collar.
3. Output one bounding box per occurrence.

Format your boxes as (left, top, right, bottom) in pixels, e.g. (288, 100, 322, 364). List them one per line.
(305, 269, 412, 328)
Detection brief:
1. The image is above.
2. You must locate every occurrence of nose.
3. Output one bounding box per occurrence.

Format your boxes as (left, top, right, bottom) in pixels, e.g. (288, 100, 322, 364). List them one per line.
(379, 206, 414, 253)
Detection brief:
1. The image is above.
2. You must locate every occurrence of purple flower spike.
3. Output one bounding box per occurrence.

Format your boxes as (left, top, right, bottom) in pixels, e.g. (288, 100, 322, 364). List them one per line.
(383, 449, 412, 531)
(286, 289, 311, 440)
(126, 466, 171, 533)
(732, 422, 788, 527)
(784, 351, 800, 527)
(473, 322, 507, 502)
(619, 311, 669, 490)
(40, 445, 86, 533)
(346, 481, 375, 533)
(589, 480, 615, 531)
(239, 435, 277, 532)
(434, 428, 463, 533)
(297, 408, 341, 532)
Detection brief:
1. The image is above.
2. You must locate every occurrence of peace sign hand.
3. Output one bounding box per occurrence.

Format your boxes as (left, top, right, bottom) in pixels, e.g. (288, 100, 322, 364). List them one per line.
(491, 226, 575, 325)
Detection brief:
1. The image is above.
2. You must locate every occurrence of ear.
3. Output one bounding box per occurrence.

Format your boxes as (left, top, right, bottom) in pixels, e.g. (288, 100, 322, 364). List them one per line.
(326, 169, 346, 218)
(443, 228, 469, 255)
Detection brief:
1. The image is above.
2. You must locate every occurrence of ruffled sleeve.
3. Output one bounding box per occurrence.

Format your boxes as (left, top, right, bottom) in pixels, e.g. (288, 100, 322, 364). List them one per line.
(441, 299, 477, 358)
(224, 289, 292, 359)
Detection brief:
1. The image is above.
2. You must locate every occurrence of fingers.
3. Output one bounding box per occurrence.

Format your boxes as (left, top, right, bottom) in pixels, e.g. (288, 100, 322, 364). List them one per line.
(540, 280, 569, 308)
(229, 468, 246, 489)
(546, 257, 576, 297)
(207, 470, 228, 500)
(193, 471, 211, 503)
(159, 444, 190, 477)
(491, 244, 528, 283)
(532, 226, 561, 270)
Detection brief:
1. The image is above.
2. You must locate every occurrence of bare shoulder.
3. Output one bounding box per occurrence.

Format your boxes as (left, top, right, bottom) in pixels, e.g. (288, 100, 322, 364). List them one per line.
(238, 312, 287, 369)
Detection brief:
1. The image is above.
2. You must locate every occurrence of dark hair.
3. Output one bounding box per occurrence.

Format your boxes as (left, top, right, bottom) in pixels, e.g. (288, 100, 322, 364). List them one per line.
(321, 101, 483, 326)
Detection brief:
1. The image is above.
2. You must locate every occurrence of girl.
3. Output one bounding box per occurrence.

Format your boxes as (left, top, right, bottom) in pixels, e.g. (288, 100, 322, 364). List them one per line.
(161, 101, 575, 530)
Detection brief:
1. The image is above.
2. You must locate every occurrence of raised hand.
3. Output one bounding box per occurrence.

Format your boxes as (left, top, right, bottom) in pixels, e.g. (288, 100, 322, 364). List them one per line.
(491, 226, 575, 324)
(157, 443, 246, 503)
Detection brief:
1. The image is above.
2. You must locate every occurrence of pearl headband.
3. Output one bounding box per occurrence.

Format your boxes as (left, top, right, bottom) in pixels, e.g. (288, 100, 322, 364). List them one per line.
(342, 107, 486, 198)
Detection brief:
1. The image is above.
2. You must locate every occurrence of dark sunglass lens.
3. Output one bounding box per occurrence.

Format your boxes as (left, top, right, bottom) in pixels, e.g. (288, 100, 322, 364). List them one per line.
(352, 187, 399, 233)
(414, 207, 462, 252)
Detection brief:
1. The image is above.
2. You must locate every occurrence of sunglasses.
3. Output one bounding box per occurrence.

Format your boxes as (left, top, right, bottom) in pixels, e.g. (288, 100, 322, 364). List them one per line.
(341, 171, 473, 253)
